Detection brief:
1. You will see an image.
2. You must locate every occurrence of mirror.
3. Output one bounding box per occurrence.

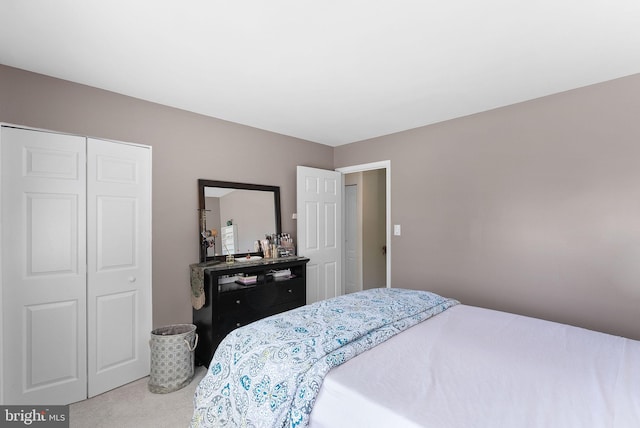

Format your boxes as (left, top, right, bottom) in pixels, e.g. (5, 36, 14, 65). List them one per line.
(198, 179, 281, 262)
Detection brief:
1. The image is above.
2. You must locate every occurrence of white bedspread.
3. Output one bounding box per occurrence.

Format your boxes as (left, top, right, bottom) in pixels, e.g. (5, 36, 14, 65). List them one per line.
(310, 304, 640, 428)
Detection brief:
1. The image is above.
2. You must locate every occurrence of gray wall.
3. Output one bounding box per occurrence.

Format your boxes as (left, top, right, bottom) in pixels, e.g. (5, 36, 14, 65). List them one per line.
(335, 73, 640, 340)
(0, 64, 333, 328)
(3, 64, 639, 340)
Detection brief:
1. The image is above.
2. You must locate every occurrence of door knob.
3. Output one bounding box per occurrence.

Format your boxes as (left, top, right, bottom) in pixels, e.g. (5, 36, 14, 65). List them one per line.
(128, 276, 136, 283)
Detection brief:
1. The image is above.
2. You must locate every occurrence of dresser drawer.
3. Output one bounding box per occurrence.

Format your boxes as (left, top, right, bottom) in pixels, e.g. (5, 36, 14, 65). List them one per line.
(217, 283, 303, 328)
(218, 291, 251, 315)
(218, 311, 260, 336)
(274, 279, 304, 304)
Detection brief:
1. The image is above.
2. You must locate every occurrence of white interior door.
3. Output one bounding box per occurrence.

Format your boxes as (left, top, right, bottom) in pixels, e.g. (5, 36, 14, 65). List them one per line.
(296, 166, 342, 304)
(1, 126, 87, 404)
(86, 138, 151, 397)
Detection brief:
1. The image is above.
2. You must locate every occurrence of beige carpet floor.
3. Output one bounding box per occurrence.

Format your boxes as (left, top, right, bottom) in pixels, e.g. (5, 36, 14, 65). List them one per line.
(69, 366, 207, 428)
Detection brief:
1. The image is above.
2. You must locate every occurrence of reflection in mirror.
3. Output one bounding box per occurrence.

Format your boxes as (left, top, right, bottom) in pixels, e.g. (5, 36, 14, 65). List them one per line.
(205, 189, 275, 255)
(198, 180, 281, 262)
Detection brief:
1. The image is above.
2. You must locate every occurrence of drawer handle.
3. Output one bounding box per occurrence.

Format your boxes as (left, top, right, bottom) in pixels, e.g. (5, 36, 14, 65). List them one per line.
(287, 289, 293, 293)
(236, 322, 241, 327)
(236, 300, 241, 304)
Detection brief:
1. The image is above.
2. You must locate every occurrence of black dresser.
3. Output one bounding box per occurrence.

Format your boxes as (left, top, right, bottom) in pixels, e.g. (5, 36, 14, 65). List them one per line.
(193, 256, 309, 366)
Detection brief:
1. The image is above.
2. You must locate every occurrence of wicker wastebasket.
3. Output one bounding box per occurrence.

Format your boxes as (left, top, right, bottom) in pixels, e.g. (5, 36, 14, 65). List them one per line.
(148, 324, 198, 393)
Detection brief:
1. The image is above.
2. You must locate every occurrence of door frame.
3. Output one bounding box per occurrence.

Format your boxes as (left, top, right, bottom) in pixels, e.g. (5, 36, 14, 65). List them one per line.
(344, 184, 361, 294)
(336, 160, 391, 289)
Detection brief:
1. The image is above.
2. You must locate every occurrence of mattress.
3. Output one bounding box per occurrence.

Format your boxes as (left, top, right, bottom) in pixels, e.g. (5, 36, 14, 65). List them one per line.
(309, 304, 640, 428)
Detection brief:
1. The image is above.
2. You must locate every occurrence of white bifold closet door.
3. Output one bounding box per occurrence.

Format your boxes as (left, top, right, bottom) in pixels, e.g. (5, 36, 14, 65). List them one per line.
(86, 137, 151, 398)
(0, 126, 151, 405)
(1, 127, 88, 405)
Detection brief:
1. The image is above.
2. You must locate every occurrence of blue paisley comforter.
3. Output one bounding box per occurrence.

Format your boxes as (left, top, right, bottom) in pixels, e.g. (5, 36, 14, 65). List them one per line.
(191, 287, 458, 428)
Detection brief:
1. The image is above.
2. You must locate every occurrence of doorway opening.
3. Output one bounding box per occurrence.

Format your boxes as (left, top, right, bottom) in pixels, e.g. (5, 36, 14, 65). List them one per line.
(336, 161, 391, 292)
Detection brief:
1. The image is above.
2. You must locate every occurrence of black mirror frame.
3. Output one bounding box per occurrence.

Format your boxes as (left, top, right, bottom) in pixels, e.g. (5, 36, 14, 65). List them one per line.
(198, 179, 281, 262)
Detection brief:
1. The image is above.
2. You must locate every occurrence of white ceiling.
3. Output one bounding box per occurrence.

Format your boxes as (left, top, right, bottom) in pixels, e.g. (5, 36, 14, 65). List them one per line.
(1, 1, 640, 147)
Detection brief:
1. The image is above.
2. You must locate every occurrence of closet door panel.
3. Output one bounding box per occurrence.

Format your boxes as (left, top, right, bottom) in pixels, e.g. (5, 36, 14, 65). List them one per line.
(95, 291, 137, 370)
(96, 196, 136, 269)
(28, 193, 79, 274)
(87, 138, 151, 398)
(1, 126, 87, 405)
(27, 300, 80, 386)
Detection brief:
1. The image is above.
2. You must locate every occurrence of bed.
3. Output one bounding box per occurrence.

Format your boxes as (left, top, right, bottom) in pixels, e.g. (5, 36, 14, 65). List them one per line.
(190, 288, 640, 428)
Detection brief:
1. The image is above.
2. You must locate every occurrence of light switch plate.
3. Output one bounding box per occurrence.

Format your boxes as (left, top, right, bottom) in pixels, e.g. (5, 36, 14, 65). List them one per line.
(394, 224, 401, 236)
